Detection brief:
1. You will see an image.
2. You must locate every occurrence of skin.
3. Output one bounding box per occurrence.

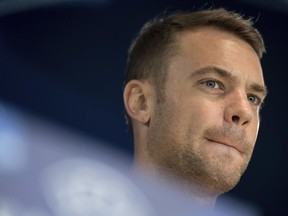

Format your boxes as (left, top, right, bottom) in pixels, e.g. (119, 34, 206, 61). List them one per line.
(124, 27, 267, 206)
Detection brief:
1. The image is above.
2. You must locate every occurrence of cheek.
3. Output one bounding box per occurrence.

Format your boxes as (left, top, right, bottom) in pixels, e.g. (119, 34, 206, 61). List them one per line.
(180, 99, 224, 124)
(167, 100, 224, 142)
(248, 119, 260, 142)
(164, 92, 225, 132)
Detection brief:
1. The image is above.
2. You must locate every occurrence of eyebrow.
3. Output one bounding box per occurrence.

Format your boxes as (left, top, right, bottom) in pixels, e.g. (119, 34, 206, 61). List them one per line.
(189, 66, 268, 98)
(189, 66, 236, 80)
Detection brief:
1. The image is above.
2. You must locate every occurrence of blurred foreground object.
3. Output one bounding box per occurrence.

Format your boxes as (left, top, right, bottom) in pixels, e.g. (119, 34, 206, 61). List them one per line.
(0, 101, 262, 216)
(0, 101, 153, 216)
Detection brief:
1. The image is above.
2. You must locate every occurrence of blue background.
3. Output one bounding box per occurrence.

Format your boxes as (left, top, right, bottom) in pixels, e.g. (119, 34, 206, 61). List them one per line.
(0, 0, 287, 215)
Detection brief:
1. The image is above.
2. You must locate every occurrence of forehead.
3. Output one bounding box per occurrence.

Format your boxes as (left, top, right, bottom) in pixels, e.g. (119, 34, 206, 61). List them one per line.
(168, 27, 265, 86)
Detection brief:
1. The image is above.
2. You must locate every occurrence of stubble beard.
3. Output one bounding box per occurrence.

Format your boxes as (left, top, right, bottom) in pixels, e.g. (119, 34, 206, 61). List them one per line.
(146, 103, 254, 197)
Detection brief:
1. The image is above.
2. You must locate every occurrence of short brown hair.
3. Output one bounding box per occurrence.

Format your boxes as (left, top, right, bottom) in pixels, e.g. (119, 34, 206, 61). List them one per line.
(123, 8, 265, 131)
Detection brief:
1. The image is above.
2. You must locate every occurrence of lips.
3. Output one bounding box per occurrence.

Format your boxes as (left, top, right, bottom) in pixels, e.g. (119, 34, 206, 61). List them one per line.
(206, 138, 241, 153)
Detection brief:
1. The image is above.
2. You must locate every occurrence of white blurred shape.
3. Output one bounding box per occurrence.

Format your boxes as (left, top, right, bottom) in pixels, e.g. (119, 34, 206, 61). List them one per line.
(41, 158, 156, 216)
(20, 207, 51, 216)
(0, 197, 22, 216)
(0, 197, 51, 216)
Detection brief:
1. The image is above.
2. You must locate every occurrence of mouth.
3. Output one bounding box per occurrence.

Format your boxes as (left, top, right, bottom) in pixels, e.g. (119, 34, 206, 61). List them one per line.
(206, 138, 240, 153)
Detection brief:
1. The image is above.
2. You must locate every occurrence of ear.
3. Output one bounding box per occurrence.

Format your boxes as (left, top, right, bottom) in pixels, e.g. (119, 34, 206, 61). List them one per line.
(123, 80, 154, 125)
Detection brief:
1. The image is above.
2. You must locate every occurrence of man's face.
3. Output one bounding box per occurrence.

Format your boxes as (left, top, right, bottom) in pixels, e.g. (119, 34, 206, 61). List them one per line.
(146, 27, 266, 195)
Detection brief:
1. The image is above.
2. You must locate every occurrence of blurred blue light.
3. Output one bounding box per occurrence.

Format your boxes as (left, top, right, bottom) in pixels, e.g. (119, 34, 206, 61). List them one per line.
(0, 0, 113, 16)
(0, 104, 27, 172)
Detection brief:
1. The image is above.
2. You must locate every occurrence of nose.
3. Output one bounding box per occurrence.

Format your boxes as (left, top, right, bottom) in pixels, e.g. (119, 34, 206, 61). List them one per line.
(224, 91, 254, 126)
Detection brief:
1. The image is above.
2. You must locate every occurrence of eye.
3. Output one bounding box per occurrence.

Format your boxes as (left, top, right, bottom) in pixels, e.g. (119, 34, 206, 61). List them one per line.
(204, 80, 221, 89)
(198, 79, 224, 93)
(247, 94, 261, 105)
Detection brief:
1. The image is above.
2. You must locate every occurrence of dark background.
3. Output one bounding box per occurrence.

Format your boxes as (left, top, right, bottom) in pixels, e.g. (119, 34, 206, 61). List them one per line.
(0, 0, 287, 215)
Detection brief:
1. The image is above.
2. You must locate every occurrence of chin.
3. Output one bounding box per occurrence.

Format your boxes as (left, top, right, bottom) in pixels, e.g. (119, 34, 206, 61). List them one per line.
(207, 170, 243, 195)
